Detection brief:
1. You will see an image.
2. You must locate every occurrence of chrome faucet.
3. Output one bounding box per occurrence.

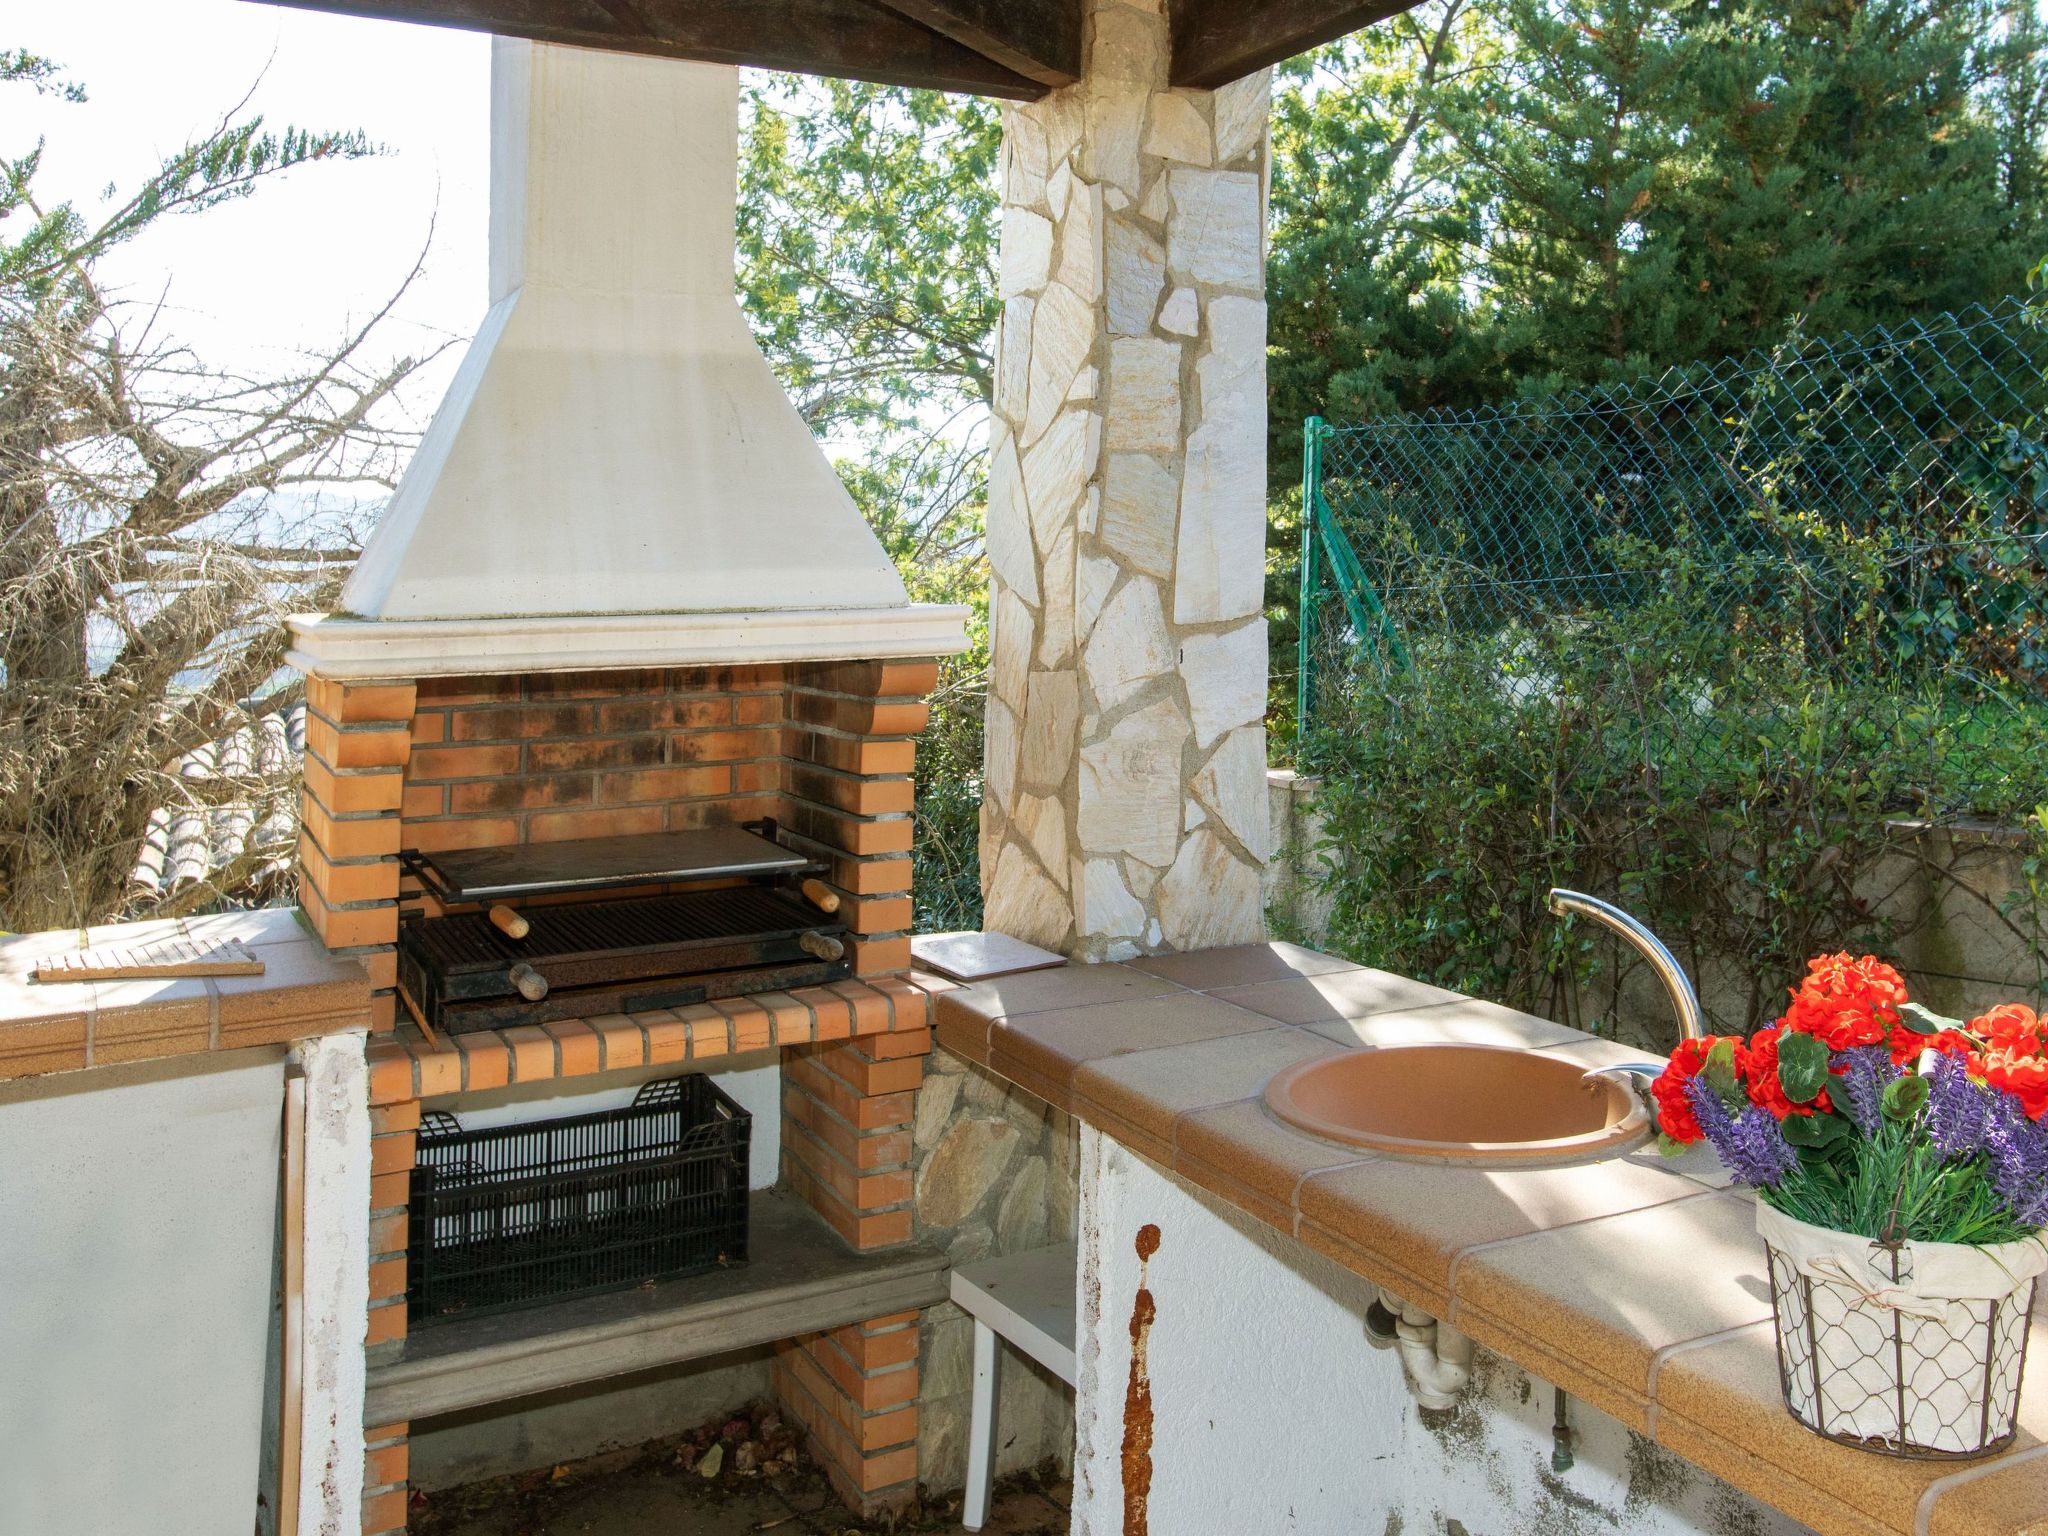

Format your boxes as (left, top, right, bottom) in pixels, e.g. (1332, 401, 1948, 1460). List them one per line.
(1548, 889, 1704, 1109)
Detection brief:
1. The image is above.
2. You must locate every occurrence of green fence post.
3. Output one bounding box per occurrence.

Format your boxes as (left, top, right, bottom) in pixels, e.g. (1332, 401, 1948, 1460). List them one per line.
(1298, 415, 1326, 743)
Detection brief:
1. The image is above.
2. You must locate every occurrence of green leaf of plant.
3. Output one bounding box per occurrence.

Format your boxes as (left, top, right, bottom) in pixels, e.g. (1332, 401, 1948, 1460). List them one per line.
(1883, 1073, 1931, 1120)
(1658, 1131, 1691, 1158)
(1702, 1038, 1742, 1103)
(1896, 1001, 1963, 1037)
(1781, 1112, 1854, 1148)
(1775, 1030, 1830, 1105)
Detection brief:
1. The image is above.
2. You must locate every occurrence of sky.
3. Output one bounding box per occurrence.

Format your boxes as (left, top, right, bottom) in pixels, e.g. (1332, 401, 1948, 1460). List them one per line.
(3, 0, 491, 416)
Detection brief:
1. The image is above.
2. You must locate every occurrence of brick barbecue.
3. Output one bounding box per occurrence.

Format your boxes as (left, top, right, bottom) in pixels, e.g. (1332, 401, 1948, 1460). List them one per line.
(283, 39, 968, 1536)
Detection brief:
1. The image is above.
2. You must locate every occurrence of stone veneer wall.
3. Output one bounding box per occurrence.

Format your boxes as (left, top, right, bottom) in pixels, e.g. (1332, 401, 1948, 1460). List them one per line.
(910, 1051, 1081, 1490)
(978, 0, 1273, 960)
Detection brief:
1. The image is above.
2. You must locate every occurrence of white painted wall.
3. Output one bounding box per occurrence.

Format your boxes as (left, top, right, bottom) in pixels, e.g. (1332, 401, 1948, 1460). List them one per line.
(298, 1031, 372, 1536)
(434, 1051, 782, 1191)
(1073, 1128, 1812, 1536)
(0, 1049, 286, 1536)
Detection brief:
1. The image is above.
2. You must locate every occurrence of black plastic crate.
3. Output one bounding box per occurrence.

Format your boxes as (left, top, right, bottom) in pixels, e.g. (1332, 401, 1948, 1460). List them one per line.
(407, 1075, 750, 1325)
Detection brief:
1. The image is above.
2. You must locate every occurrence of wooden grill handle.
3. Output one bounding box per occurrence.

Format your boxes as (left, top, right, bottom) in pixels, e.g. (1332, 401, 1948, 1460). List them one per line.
(488, 904, 530, 940)
(799, 931, 845, 963)
(509, 961, 549, 1001)
(800, 879, 840, 914)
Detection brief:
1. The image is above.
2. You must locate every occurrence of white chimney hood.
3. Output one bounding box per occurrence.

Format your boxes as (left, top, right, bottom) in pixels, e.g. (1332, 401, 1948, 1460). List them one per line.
(289, 40, 968, 679)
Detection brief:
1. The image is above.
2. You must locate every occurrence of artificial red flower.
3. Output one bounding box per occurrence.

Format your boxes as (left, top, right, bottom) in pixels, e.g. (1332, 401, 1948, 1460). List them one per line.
(1970, 1004, 2046, 1055)
(1777, 953, 1908, 1051)
(1885, 1021, 1979, 1068)
(1744, 1025, 1833, 1120)
(1981, 1047, 2048, 1121)
(1651, 1035, 1748, 1144)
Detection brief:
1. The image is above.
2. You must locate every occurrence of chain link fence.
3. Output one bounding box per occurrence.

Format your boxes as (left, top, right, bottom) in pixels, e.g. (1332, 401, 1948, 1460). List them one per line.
(1300, 300, 2048, 821)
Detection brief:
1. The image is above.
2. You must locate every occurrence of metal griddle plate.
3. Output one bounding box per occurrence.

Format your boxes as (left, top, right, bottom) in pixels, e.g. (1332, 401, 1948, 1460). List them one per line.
(408, 828, 807, 903)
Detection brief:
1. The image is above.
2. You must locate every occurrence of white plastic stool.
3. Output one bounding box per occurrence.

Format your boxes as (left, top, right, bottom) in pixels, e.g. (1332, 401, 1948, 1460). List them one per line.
(948, 1241, 1078, 1532)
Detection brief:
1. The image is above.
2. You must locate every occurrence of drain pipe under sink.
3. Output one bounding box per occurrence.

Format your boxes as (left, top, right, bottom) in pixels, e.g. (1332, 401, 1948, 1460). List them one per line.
(1365, 1289, 1473, 1409)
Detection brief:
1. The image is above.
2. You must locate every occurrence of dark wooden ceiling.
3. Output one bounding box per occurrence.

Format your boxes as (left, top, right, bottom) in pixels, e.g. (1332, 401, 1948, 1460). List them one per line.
(248, 0, 1422, 99)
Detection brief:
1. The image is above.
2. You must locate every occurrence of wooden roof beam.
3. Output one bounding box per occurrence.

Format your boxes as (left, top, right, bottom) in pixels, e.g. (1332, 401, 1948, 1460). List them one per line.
(1168, 0, 1427, 90)
(245, 0, 1052, 99)
(864, 0, 1082, 88)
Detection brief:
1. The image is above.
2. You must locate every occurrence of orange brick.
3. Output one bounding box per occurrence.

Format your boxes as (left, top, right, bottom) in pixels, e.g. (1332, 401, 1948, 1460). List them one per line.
(809, 992, 855, 1041)
(367, 991, 397, 1032)
(642, 1010, 693, 1064)
(415, 675, 521, 705)
(367, 1044, 415, 1105)
(371, 1132, 417, 1175)
(456, 1032, 511, 1091)
(408, 743, 521, 780)
(854, 1209, 913, 1249)
(853, 1442, 919, 1493)
(412, 1042, 461, 1097)
(851, 935, 912, 975)
(668, 727, 778, 763)
(529, 805, 666, 843)
(794, 658, 940, 698)
(863, 1311, 921, 1332)
(599, 766, 730, 804)
(831, 982, 894, 1036)
(503, 1025, 556, 1081)
(824, 853, 913, 896)
(528, 735, 663, 772)
(369, 1256, 406, 1301)
(683, 1003, 732, 1057)
(370, 1101, 421, 1135)
(407, 816, 521, 852)
(301, 795, 402, 860)
(363, 1485, 408, 1534)
(369, 1210, 409, 1257)
(544, 1019, 601, 1076)
(821, 1049, 924, 1097)
(366, 1420, 410, 1444)
(761, 991, 813, 1045)
(365, 1438, 409, 1489)
(451, 702, 597, 740)
(843, 895, 914, 937)
(305, 712, 414, 770)
(370, 1170, 409, 1211)
(365, 1302, 407, 1346)
(715, 997, 773, 1052)
(840, 1321, 920, 1371)
(787, 764, 915, 818)
(409, 711, 446, 745)
(303, 755, 404, 815)
(589, 1013, 648, 1070)
(787, 691, 930, 737)
(401, 783, 446, 818)
(868, 1026, 934, 1059)
(308, 677, 416, 725)
(299, 832, 400, 906)
(365, 949, 399, 990)
(449, 774, 595, 815)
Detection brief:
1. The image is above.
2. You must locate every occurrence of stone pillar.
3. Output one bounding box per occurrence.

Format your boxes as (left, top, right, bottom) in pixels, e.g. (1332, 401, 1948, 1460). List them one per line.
(981, 0, 1272, 959)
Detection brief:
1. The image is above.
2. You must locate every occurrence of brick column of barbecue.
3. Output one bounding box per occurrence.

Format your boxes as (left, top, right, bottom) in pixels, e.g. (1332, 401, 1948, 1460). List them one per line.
(780, 658, 935, 976)
(776, 1012, 932, 1513)
(299, 677, 417, 1032)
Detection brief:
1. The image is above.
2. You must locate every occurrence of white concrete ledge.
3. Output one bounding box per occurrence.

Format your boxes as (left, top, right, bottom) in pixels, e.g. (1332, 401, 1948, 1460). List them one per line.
(286, 603, 971, 680)
(366, 1191, 948, 1424)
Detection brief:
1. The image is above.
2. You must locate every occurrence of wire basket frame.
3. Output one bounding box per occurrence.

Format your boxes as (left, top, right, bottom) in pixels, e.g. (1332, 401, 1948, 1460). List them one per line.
(1766, 1239, 2035, 1458)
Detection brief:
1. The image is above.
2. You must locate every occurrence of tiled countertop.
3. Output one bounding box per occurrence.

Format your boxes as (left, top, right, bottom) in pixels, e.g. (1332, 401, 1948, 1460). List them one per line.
(927, 942, 2048, 1536)
(0, 908, 371, 1079)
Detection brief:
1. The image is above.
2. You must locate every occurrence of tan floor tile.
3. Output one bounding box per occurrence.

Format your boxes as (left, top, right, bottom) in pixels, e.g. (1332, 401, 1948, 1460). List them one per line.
(935, 962, 1184, 1026)
(1653, 1314, 2048, 1536)
(1926, 1443, 2048, 1536)
(1297, 1154, 1707, 1321)
(1305, 998, 1581, 1050)
(989, 990, 1276, 1088)
(1451, 1191, 1770, 1419)
(1073, 1026, 1341, 1147)
(1124, 941, 1362, 991)
(1210, 967, 1464, 1026)
(1176, 1097, 1375, 1212)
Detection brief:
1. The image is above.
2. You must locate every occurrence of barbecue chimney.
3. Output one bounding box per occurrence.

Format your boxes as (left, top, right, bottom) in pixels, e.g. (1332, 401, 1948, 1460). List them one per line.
(288, 40, 967, 677)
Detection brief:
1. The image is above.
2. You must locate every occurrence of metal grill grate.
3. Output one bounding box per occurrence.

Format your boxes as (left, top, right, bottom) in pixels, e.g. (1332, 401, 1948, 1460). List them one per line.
(410, 887, 824, 975)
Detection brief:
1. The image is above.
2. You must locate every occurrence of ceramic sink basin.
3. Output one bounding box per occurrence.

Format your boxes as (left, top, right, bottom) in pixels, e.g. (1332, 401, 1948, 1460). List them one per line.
(1263, 1044, 1651, 1166)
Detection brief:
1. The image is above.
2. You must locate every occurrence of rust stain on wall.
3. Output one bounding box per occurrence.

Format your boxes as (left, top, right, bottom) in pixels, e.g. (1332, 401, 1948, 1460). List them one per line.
(1121, 1223, 1162, 1536)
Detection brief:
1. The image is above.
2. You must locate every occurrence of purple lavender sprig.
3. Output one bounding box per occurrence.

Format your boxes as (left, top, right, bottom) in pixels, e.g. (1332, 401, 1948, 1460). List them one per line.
(1923, 1052, 1991, 1159)
(1830, 1046, 1899, 1138)
(1985, 1095, 2048, 1228)
(1686, 1075, 1799, 1188)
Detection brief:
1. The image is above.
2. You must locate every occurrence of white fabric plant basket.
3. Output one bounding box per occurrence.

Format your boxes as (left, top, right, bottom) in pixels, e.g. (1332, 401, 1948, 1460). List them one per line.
(1758, 1203, 2048, 1457)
